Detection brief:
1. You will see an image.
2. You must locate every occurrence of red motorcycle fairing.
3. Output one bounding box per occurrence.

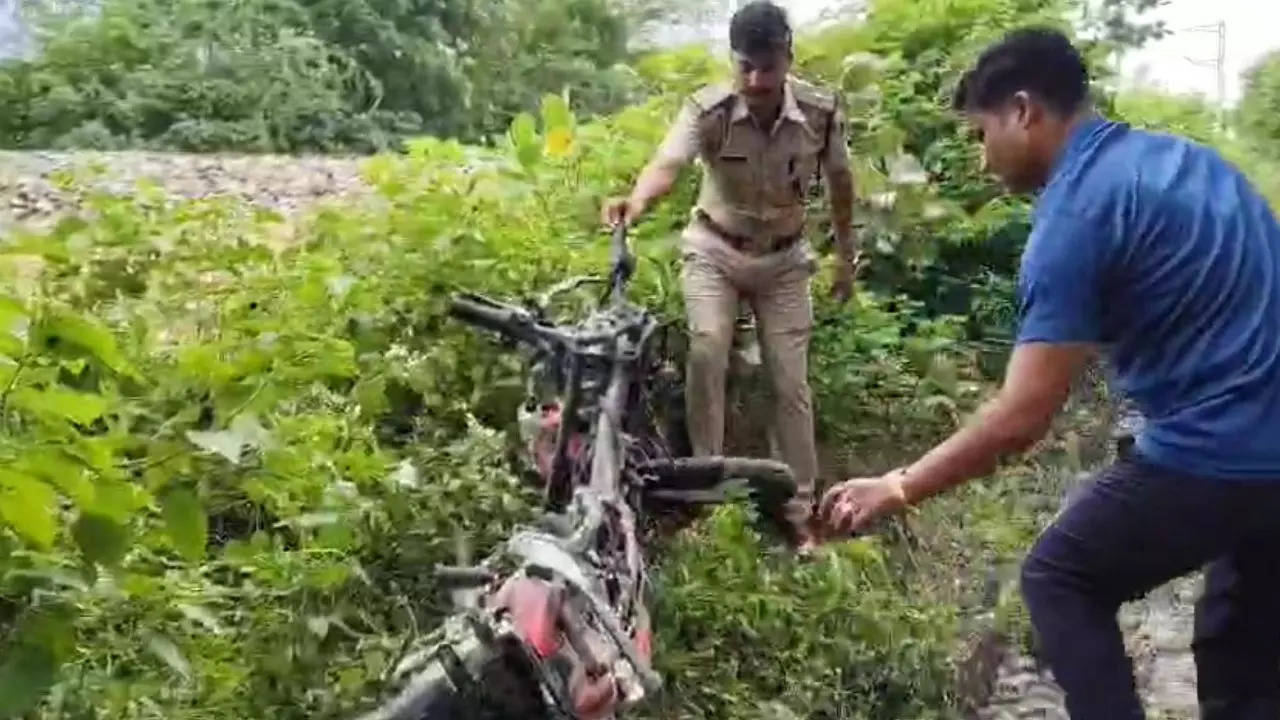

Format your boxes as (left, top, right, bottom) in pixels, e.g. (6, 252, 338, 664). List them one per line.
(491, 576, 565, 659)
(490, 575, 626, 719)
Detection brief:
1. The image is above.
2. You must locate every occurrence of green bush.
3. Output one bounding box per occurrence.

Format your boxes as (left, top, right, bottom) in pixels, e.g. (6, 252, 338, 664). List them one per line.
(0, 0, 647, 152)
(0, 83, 974, 717)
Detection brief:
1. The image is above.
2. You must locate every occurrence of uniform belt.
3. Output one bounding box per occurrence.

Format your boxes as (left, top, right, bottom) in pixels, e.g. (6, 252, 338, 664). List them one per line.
(696, 210, 800, 254)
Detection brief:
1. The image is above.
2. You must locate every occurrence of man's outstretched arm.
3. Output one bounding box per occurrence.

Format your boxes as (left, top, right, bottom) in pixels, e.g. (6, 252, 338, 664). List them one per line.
(624, 159, 684, 218)
(821, 208, 1106, 534)
(603, 103, 699, 226)
(820, 342, 1094, 535)
(898, 341, 1093, 504)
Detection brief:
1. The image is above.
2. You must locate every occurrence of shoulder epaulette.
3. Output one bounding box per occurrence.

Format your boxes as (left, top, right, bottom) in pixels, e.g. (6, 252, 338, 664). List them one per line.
(790, 78, 837, 113)
(689, 84, 736, 113)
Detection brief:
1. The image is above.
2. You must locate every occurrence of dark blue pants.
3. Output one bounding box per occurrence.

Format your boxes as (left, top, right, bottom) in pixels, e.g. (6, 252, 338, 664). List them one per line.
(1021, 455, 1280, 719)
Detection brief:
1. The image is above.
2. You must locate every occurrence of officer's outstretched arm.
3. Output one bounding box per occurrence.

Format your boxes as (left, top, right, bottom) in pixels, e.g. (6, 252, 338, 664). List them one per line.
(623, 102, 700, 220)
(627, 158, 684, 218)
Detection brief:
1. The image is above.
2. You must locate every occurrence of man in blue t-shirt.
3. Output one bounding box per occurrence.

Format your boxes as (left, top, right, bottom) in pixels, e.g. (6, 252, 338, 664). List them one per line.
(819, 27, 1280, 719)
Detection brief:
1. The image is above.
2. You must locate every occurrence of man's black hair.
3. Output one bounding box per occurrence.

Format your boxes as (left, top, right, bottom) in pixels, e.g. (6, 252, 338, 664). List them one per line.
(952, 27, 1090, 116)
(729, 1, 792, 57)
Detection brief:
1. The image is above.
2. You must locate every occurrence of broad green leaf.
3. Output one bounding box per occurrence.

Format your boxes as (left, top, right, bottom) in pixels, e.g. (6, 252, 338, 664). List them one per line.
(540, 93, 574, 134)
(0, 333, 22, 359)
(305, 561, 352, 590)
(141, 440, 192, 492)
(161, 488, 207, 562)
(0, 643, 57, 716)
(32, 311, 129, 374)
(0, 296, 25, 359)
(88, 477, 148, 523)
(316, 522, 356, 551)
(0, 295, 26, 328)
(510, 112, 542, 170)
(72, 435, 127, 476)
(11, 387, 109, 425)
(72, 513, 130, 568)
(0, 471, 58, 549)
(144, 632, 191, 681)
(19, 450, 95, 506)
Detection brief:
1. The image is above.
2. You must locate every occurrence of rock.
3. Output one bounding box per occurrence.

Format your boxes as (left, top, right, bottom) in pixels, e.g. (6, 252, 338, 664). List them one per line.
(0, 150, 375, 233)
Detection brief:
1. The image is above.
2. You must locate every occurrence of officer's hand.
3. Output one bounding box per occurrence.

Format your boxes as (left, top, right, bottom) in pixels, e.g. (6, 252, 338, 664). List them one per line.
(818, 470, 907, 538)
(831, 261, 855, 304)
(602, 197, 641, 227)
(830, 251, 861, 304)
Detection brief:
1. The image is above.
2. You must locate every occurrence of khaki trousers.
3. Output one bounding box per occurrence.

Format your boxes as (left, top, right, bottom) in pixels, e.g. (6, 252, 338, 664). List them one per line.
(679, 220, 819, 522)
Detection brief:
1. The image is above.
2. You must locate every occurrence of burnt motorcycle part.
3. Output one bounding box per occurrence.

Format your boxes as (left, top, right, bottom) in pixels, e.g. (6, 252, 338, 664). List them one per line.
(638, 456, 796, 509)
(547, 353, 583, 511)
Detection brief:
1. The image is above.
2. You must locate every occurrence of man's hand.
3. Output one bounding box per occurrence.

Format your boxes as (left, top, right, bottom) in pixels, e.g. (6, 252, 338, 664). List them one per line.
(601, 197, 643, 227)
(818, 469, 908, 538)
(600, 160, 682, 229)
(830, 252, 860, 303)
(819, 343, 1094, 541)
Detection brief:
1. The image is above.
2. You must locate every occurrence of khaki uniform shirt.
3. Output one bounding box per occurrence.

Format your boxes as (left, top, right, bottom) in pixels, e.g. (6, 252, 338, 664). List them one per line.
(655, 77, 850, 253)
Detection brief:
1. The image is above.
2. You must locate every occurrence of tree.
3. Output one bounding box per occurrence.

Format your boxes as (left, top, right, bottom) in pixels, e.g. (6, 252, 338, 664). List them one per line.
(297, 0, 479, 139)
(0, 0, 424, 152)
(463, 0, 641, 139)
(1239, 51, 1280, 157)
(0, 0, 646, 150)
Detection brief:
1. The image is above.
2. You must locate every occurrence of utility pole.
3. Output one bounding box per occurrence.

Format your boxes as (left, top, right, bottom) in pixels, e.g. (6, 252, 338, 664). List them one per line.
(1183, 20, 1227, 127)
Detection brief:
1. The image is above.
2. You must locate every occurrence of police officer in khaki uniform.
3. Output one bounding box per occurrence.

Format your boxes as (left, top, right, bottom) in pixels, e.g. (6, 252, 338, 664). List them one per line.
(602, 1, 857, 549)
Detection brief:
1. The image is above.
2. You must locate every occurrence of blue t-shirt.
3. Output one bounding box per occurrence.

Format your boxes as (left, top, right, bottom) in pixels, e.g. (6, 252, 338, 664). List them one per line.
(1018, 115, 1280, 480)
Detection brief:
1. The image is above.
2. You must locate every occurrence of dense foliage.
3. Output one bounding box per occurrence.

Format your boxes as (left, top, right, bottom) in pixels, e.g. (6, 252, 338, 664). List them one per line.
(0, 79, 975, 718)
(1239, 50, 1280, 159)
(0, 0, 648, 151)
(1, 0, 1275, 718)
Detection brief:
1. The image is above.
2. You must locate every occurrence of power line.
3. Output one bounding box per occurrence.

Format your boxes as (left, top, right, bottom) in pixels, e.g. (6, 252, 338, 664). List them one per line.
(1181, 20, 1227, 125)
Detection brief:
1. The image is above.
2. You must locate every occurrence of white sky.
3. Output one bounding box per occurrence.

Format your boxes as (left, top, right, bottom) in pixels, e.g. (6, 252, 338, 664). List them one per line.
(1119, 0, 1279, 106)
(781, 0, 1280, 108)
